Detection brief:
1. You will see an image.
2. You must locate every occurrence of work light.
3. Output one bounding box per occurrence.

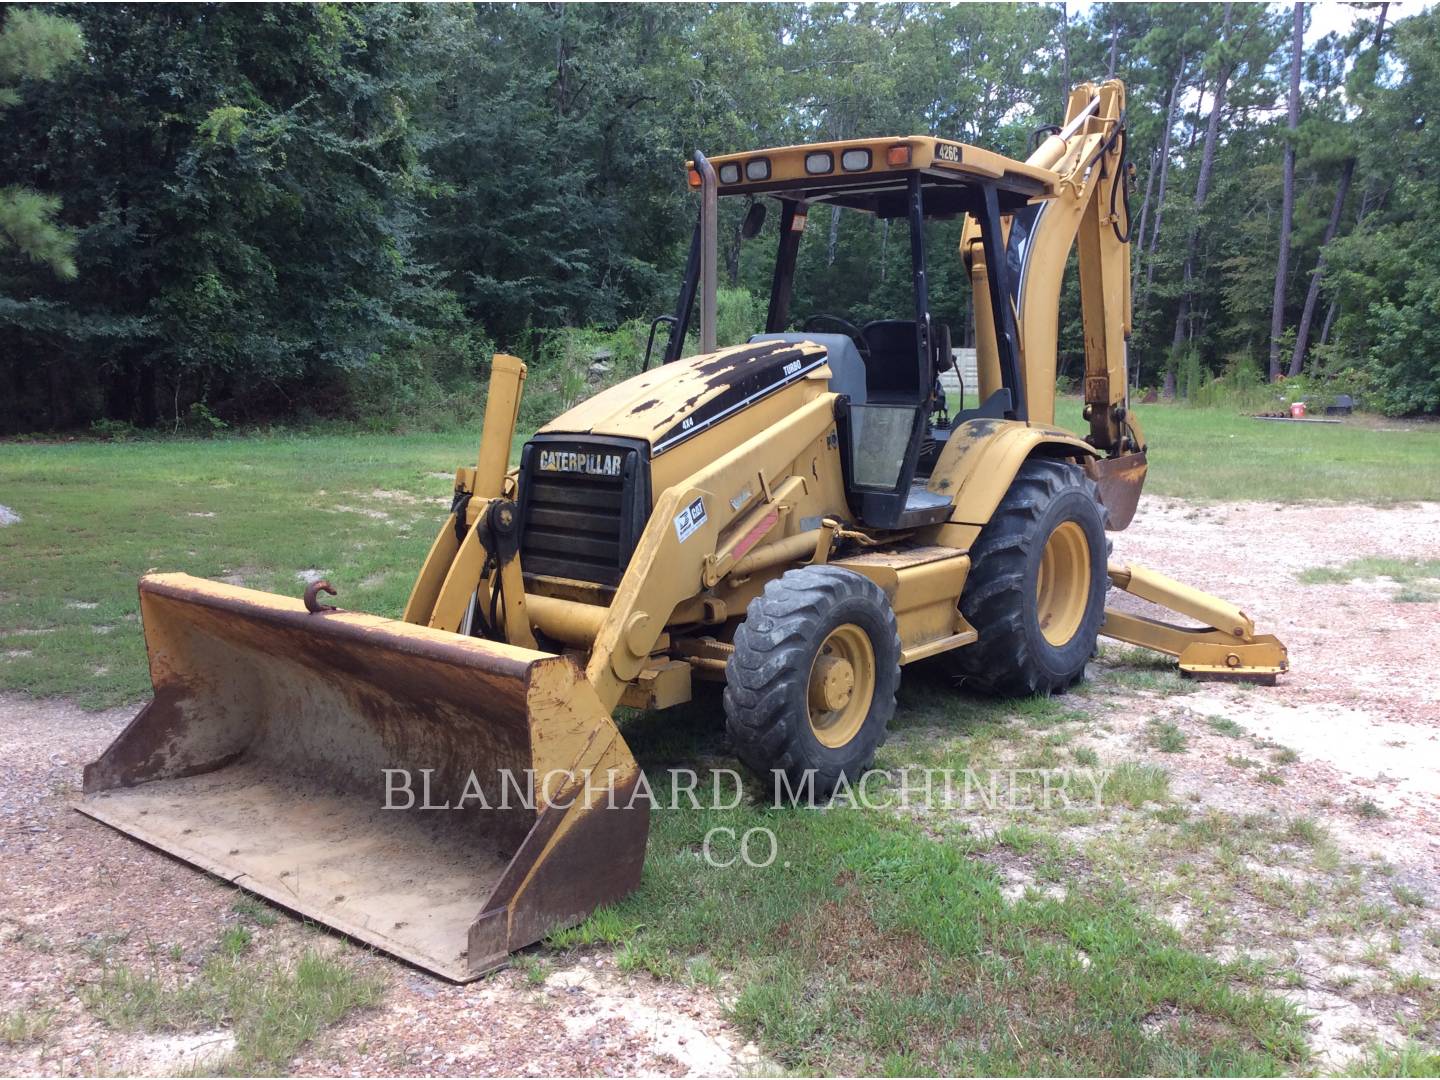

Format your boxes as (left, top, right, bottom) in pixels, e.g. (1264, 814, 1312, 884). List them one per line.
(805, 151, 833, 175)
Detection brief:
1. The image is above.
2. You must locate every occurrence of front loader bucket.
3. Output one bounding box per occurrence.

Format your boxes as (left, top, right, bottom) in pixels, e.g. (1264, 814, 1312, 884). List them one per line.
(78, 574, 647, 981)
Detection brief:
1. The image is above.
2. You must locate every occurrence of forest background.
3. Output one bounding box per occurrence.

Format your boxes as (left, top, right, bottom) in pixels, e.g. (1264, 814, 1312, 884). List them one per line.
(2, 2, 1435, 435)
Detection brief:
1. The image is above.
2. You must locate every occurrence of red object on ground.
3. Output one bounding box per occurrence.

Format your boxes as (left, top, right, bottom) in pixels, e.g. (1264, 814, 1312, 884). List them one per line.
(1290, 401, 1307, 418)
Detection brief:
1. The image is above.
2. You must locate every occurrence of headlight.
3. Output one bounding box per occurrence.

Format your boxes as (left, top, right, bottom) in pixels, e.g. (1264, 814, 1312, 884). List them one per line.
(805, 151, 833, 175)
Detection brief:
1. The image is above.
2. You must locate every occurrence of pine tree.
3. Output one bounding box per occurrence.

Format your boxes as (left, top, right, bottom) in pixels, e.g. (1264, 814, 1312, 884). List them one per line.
(0, 8, 83, 278)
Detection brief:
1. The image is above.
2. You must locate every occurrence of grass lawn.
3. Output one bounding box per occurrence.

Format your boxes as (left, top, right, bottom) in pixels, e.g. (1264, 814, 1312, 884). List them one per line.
(2, 401, 1436, 1073)
(1053, 399, 1440, 505)
(2, 401, 1433, 708)
(556, 690, 1311, 1075)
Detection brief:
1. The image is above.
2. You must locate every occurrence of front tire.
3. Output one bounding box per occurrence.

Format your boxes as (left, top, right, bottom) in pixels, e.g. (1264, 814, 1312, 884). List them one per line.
(724, 566, 900, 795)
(947, 458, 1107, 696)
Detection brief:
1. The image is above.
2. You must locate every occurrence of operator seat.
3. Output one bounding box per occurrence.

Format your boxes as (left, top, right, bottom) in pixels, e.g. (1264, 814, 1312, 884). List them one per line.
(859, 320, 953, 403)
(748, 333, 866, 405)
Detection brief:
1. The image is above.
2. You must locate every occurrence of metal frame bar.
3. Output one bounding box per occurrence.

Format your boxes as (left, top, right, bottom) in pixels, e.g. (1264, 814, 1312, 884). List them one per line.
(765, 199, 805, 332)
(662, 223, 700, 365)
(977, 182, 1027, 421)
(695, 149, 718, 354)
(907, 172, 932, 404)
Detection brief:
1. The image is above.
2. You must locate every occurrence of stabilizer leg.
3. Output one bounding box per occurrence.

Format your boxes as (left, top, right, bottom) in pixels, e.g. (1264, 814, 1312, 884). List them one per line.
(1101, 563, 1288, 684)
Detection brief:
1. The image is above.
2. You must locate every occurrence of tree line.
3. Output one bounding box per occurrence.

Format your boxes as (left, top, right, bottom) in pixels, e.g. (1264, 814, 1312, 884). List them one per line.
(2, 2, 1435, 434)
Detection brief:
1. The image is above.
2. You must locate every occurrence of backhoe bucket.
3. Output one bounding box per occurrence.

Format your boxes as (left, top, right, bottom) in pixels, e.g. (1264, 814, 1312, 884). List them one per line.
(78, 574, 647, 981)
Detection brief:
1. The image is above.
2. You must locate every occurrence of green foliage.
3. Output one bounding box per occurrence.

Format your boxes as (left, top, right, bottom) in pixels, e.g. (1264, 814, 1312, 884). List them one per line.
(1298, 557, 1440, 602)
(82, 947, 381, 1074)
(1189, 353, 1274, 411)
(3, 3, 1440, 430)
(715, 287, 760, 348)
(196, 105, 253, 147)
(1313, 9, 1440, 414)
(0, 7, 83, 105)
(1174, 345, 1207, 401)
(0, 1005, 54, 1046)
(0, 8, 82, 277)
(1146, 719, 1189, 754)
(0, 187, 77, 279)
(1, 6, 454, 431)
(556, 736, 1306, 1074)
(1343, 1041, 1440, 1077)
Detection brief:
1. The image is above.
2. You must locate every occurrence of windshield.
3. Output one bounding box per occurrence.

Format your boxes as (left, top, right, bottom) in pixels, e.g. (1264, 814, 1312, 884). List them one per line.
(725, 197, 972, 353)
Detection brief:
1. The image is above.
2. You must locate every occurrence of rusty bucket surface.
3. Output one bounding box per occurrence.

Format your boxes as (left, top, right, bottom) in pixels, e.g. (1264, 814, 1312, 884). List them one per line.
(1083, 451, 1148, 531)
(78, 574, 647, 981)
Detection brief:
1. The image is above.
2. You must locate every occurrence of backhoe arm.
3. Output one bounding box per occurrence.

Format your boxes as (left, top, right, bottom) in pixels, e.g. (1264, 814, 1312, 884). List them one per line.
(962, 80, 1144, 456)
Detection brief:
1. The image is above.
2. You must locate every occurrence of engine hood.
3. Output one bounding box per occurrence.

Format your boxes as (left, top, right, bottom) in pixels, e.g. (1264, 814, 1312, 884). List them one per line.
(538, 339, 830, 456)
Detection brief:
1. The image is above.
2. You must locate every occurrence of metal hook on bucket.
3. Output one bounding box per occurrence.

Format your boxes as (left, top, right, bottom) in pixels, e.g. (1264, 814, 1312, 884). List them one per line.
(304, 580, 338, 613)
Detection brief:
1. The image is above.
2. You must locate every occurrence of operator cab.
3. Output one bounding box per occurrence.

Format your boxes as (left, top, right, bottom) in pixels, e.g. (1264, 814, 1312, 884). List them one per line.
(650, 136, 1050, 530)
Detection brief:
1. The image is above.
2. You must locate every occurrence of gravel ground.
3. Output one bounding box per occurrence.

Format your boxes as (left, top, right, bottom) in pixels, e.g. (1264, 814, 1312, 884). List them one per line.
(1110, 497, 1440, 879)
(0, 693, 759, 1077)
(1, 495, 1436, 1075)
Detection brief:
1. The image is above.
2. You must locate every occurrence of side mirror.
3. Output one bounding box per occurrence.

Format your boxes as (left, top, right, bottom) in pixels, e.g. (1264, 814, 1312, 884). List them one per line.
(740, 201, 767, 240)
(932, 321, 954, 372)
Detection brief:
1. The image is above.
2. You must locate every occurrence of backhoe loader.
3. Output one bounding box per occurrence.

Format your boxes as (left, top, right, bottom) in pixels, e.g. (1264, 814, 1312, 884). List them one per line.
(80, 80, 1286, 981)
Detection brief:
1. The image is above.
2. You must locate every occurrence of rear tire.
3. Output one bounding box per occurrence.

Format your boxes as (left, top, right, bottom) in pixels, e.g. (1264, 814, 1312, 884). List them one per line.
(947, 458, 1107, 696)
(724, 566, 900, 796)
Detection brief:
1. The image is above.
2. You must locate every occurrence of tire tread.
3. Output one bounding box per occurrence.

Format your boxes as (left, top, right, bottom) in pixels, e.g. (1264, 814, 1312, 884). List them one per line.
(724, 565, 900, 794)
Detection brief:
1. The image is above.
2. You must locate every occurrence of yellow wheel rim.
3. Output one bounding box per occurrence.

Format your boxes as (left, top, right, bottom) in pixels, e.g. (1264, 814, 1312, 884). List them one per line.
(1035, 520, 1091, 647)
(807, 623, 875, 749)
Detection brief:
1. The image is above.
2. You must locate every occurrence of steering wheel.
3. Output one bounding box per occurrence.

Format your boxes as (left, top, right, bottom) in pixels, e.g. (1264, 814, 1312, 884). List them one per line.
(801, 314, 871, 358)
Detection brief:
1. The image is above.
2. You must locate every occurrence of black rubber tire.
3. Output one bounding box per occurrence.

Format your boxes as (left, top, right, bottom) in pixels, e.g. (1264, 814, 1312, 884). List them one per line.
(947, 458, 1108, 697)
(724, 565, 900, 795)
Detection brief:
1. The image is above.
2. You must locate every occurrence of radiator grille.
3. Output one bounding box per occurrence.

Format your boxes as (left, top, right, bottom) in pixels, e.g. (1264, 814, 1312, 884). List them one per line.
(520, 474, 625, 584)
(517, 437, 648, 587)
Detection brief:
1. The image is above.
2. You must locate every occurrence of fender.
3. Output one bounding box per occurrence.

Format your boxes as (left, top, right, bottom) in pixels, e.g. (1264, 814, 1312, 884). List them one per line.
(923, 417, 1098, 549)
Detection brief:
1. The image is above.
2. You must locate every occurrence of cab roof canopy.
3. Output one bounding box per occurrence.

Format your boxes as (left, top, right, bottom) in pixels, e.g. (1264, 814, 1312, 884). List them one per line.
(689, 135, 1057, 218)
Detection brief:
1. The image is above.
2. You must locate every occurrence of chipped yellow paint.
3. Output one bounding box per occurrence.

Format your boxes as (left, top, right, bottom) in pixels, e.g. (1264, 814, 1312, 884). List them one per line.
(540, 339, 828, 452)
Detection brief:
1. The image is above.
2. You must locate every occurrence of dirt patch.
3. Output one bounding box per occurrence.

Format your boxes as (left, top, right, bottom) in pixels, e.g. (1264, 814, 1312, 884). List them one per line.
(367, 489, 424, 505)
(328, 504, 391, 521)
(1087, 497, 1440, 1068)
(290, 955, 760, 1077)
(0, 693, 764, 1076)
(216, 565, 263, 587)
(1110, 497, 1440, 879)
(779, 876, 933, 996)
(112, 1031, 237, 1076)
(1111, 497, 1440, 722)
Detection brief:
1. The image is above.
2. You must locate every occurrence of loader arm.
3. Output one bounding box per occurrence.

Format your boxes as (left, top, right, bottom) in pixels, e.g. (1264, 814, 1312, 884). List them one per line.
(585, 392, 840, 711)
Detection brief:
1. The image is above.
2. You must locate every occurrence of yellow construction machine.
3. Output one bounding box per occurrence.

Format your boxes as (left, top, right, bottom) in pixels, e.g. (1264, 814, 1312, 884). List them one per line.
(80, 80, 1286, 980)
